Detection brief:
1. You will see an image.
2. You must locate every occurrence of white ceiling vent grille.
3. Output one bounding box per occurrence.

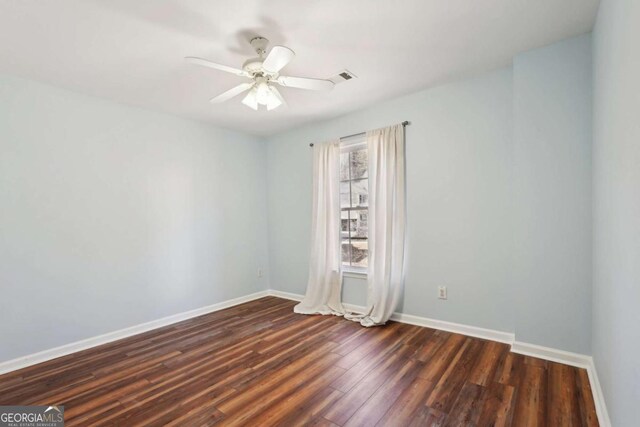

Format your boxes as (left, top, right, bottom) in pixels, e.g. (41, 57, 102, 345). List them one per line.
(329, 69, 358, 85)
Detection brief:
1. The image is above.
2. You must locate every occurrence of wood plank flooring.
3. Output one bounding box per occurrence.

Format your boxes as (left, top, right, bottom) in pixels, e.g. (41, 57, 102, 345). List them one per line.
(0, 297, 598, 426)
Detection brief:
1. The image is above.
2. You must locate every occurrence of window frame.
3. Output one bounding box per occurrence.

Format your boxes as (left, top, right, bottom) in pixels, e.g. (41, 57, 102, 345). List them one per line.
(340, 135, 368, 276)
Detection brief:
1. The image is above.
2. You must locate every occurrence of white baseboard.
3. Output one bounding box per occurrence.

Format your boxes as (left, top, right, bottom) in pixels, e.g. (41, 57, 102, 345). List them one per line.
(0, 290, 269, 375)
(587, 358, 611, 427)
(390, 313, 515, 344)
(267, 289, 305, 302)
(587, 357, 611, 427)
(510, 341, 590, 368)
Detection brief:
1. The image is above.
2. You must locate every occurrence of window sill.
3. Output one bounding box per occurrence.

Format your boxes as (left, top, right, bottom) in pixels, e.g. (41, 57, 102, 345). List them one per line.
(343, 269, 367, 279)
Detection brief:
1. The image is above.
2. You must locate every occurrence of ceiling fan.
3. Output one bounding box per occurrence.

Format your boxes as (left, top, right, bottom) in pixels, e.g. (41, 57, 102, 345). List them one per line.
(186, 37, 334, 111)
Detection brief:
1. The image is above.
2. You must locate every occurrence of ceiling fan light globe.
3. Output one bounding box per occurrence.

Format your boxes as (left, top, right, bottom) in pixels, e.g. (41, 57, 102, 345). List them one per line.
(266, 92, 283, 111)
(241, 89, 259, 110)
(256, 82, 271, 105)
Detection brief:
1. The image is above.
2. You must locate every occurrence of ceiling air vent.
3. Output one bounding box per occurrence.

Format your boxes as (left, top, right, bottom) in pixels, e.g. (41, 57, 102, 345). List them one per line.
(329, 69, 358, 85)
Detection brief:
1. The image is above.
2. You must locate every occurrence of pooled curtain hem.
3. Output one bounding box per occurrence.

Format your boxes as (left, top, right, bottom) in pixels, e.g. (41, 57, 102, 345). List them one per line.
(343, 307, 387, 327)
(293, 303, 345, 317)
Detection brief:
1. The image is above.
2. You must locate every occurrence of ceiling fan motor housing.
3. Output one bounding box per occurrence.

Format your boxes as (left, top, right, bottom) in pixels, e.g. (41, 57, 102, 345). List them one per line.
(250, 36, 269, 56)
(243, 57, 265, 74)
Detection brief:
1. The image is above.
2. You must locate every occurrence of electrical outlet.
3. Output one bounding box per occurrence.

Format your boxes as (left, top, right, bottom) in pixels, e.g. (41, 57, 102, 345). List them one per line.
(438, 286, 447, 300)
(258, 269, 263, 278)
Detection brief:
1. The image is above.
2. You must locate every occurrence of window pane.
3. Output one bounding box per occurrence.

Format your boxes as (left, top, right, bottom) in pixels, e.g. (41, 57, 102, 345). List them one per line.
(351, 239, 368, 267)
(341, 239, 351, 265)
(340, 152, 350, 181)
(340, 182, 351, 208)
(341, 210, 350, 239)
(339, 144, 369, 269)
(350, 149, 368, 179)
(352, 210, 368, 238)
(351, 179, 368, 207)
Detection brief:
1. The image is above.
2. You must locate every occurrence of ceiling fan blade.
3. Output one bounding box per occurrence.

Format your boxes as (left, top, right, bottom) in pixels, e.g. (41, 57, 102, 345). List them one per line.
(275, 75, 334, 91)
(262, 46, 295, 73)
(210, 82, 254, 104)
(185, 57, 249, 77)
(267, 85, 287, 111)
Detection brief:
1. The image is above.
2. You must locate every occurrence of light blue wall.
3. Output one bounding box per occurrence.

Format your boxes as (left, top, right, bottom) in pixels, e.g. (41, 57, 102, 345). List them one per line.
(512, 34, 593, 354)
(0, 75, 270, 362)
(592, 0, 640, 425)
(268, 68, 516, 333)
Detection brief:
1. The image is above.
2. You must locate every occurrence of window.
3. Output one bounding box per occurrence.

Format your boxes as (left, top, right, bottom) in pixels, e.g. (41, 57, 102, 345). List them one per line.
(340, 138, 368, 269)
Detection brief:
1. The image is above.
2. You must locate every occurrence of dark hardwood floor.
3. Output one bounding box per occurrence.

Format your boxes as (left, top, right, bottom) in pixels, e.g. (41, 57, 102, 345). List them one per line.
(0, 297, 598, 426)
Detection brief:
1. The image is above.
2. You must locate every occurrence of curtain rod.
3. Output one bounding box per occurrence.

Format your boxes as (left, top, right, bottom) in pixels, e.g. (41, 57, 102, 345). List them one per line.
(309, 121, 410, 147)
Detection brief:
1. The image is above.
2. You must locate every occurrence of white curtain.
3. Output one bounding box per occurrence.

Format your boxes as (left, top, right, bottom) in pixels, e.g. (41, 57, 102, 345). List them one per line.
(348, 124, 407, 326)
(294, 140, 345, 316)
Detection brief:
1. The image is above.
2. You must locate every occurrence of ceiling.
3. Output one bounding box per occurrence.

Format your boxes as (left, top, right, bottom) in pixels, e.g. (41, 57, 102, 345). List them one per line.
(0, 0, 600, 136)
